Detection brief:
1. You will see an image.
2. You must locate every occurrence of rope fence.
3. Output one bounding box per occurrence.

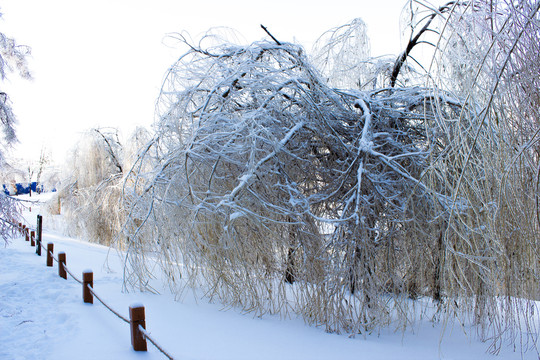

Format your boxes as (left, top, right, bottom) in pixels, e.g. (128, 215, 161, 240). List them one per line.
(86, 284, 130, 323)
(139, 324, 176, 360)
(12, 215, 176, 360)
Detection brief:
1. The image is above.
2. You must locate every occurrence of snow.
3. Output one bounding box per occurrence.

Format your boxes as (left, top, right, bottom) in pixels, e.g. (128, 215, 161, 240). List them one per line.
(0, 194, 537, 360)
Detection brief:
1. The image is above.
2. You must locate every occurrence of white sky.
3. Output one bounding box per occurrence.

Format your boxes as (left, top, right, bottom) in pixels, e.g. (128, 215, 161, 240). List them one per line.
(1, 0, 411, 164)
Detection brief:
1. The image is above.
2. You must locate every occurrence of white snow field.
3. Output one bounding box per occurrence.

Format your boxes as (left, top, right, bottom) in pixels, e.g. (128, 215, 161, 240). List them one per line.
(1, 196, 538, 360)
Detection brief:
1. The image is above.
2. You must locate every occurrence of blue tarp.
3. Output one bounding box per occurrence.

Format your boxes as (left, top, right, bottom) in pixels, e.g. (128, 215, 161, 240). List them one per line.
(2, 182, 43, 195)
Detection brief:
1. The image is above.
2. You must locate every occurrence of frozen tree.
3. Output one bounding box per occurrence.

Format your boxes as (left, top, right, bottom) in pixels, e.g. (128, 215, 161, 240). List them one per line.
(0, 10, 31, 242)
(397, 0, 540, 353)
(39, 165, 60, 192)
(121, 29, 487, 336)
(123, 126, 152, 173)
(311, 18, 374, 89)
(0, 13, 30, 161)
(24, 148, 50, 196)
(0, 163, 24, 192)
(56, 128, 125, 245)
(53, 127, 155, 249)
(310, 17, 414, 90)
(34, 147, 50, 192)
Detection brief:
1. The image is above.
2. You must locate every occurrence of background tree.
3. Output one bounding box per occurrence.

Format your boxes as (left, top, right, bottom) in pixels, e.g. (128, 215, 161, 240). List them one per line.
(311, 18, 374, 89)
(34, 147, 50, 192)
(52, 127, 153, 248)
(54, 128, 125, 245)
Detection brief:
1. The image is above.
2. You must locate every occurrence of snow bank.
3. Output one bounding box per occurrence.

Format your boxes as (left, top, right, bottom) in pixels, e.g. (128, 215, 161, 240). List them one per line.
(0, 195, 537, 359)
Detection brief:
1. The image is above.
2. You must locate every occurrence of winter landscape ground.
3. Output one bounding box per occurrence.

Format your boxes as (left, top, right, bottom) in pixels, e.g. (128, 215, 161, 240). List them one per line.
(0, 194, 537, 360)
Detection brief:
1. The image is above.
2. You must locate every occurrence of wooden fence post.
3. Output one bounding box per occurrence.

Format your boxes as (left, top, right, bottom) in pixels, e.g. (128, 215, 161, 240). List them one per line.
(46, 243, 54, 267)
(30, 230, 35, 247)
(82, 270, 93, 304)
(36, 215, 42, 256)
(58, 252, 66, 279)
(129, 304, 147, 351)
(25, 228, 29, 242)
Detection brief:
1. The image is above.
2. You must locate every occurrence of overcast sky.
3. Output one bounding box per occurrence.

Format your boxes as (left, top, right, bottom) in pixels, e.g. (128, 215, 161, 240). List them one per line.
(1, 0, 412, 164)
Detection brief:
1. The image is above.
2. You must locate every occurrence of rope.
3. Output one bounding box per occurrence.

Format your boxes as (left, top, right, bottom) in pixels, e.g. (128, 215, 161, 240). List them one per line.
(64, 265, 82, 284)
(47, 249, 59, 263)
(86, 284, 130, 324)
(138, 324, 176, 360)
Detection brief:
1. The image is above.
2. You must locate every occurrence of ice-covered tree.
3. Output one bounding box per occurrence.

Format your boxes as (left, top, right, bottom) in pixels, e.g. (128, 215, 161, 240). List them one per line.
(53, 127, 154, 248)
(0, 10, 31, 242)
(386, 0, 540, 352)
(55, 128, 125, 245)
(120, 25, 491, 336)
(311, 18, 374, 89)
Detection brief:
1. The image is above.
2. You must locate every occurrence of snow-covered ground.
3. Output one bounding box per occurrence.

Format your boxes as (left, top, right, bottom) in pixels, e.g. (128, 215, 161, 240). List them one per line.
(1, 195, 537, 360)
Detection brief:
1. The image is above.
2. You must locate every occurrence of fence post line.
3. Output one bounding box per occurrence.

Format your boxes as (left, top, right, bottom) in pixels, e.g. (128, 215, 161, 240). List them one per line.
(30, 230, 35, 247)
(129, 304, 147, 352)
(36, 215, 42, 256)
(82, 270, 93, 304)
(46, 243, 54, 267)
(25, 228, 29, 241)
(58, 252, 67, 279)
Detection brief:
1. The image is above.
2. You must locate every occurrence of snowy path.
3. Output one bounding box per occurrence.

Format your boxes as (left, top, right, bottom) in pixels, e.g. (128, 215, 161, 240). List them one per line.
(1, 209, 537, 359)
